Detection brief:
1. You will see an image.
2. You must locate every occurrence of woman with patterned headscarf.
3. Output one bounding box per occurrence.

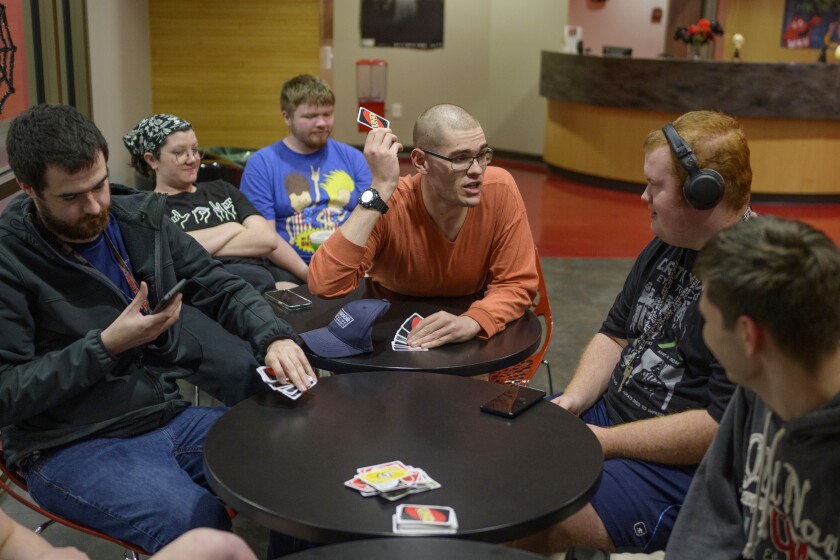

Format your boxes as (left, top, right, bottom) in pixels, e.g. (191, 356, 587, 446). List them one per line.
(124, 114, 300, 292)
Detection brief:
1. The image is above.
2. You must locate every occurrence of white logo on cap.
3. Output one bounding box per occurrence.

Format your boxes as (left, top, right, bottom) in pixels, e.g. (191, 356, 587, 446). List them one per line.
(334, 308, 355, 329)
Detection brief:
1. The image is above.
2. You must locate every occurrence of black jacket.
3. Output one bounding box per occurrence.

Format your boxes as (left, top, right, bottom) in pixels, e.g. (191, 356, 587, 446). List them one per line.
(0, 185, 296, 466)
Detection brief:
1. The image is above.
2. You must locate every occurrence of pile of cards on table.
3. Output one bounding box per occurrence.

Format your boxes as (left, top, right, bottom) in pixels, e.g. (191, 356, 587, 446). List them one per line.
(344, 460, 440, 501)
(391, 313, 428, 351)
(392, 504, 459, 534)
(256, 366, 316, 400)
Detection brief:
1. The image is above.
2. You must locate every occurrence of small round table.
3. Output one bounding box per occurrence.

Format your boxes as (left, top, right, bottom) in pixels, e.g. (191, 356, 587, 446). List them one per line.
(273, 280, 542, 376)
(284, 537, 548, 559)
(205, 372, 603, 544)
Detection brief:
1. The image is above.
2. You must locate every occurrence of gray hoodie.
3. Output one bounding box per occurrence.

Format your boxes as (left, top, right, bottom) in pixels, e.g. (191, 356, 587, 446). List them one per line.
(666, 386, 840, 559)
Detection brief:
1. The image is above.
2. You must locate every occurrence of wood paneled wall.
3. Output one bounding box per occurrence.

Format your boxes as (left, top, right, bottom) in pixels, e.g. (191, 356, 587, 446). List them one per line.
(149, 0, 320, 149)
(544, 101, 840, 195)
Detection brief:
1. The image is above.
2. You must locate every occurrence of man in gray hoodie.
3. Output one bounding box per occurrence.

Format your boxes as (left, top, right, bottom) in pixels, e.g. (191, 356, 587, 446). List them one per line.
(666, 215, 840, 558)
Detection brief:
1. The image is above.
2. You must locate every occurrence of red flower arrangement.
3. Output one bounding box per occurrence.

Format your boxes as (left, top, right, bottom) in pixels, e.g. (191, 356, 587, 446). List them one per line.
(674, 18, 724, 46)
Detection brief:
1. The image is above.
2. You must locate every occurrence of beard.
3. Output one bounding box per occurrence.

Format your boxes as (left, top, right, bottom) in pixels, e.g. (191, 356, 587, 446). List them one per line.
(290, 122, 331, 152)
(303, 133, 329, 151)
(36, 200, 111, 242)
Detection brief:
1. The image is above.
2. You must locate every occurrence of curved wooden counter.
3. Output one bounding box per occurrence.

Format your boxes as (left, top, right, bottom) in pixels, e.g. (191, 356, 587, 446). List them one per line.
(540, 51, 840, 196)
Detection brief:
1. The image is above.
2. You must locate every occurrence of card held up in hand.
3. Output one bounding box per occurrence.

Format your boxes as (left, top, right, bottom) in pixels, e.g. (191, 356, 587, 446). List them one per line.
(357, 107, 390, 130)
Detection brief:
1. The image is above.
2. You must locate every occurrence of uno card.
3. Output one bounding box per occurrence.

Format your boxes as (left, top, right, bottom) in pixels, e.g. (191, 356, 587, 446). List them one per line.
(278, 375, 318, 399)
(357, 460, 408, 474)
(392, 519, 457, 534)
(359, 464, 412, 491)
(344, 477, 378, 497)
(391, 313, 428, 351)
(405, 313, 424, 332)
(380, 487, 415, 502)
(279, 384, 302, 400)
(395, 504, 458, 532)
(357, 107, 390, 130)
(397, 313, 424, 340)
(397, 504, 456, 526)
(257, 366, 317, 400)
(391, 342, 428, 352)
(399, 470, 423, 484)
(256, 366, 282, 385)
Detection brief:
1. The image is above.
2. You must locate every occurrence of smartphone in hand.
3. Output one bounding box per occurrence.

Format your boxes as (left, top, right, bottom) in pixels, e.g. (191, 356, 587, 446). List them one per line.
(151, 278, 188, 314)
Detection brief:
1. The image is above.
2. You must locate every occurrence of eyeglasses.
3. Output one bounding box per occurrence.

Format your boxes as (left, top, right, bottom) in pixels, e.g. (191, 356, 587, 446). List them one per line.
(166, 148, 204, 165)
(421, 148, 494, 171)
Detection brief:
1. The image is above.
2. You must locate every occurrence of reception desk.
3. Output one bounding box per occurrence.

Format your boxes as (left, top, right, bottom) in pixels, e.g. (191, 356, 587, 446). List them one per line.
(540, 51, 840, 196)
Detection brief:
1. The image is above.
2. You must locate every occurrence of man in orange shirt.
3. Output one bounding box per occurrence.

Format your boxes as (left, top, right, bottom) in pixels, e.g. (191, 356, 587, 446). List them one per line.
(308, 104, 537, 348)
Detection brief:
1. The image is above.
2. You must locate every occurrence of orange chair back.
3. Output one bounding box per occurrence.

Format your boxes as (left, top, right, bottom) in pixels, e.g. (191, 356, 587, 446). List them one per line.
(487, 247, 553, 386)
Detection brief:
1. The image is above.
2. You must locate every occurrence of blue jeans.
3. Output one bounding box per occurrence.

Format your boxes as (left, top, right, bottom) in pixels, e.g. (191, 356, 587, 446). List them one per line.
(24, 407, 230, 553)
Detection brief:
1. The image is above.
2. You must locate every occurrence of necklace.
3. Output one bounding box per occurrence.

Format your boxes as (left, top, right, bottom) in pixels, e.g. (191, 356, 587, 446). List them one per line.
(617, 250, 700, 392)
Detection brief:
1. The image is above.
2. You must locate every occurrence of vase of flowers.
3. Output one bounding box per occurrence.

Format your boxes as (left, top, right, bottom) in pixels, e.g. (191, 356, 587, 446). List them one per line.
(674, 18, 724, 60)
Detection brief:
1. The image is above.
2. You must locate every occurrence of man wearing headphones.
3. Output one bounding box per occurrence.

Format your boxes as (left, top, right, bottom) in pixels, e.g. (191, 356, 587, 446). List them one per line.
(513, 111, 753, 555)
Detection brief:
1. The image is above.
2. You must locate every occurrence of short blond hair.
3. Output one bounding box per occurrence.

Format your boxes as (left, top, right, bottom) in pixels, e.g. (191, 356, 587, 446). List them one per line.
(280, 74, 335, 115)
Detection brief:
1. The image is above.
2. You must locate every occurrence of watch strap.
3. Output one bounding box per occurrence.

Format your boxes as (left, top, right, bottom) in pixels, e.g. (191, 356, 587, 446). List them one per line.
(361, 188, 389, 214)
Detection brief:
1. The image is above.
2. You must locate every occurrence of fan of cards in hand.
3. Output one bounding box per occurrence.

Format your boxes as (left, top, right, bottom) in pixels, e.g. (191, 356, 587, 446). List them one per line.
(256, 366, 317, 400)
(344, 460, 441, 502)
(391, 313, 429, 351)
(392, 504, 459, 535)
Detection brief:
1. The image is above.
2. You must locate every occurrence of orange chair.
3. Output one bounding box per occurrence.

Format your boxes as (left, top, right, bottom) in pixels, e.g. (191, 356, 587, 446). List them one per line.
(488, 247, 554, 392)
(0, 442, 150, 559)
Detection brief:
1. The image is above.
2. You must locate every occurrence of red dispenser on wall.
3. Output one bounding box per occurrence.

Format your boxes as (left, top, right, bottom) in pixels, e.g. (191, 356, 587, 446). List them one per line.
(356, 59, 387, 132)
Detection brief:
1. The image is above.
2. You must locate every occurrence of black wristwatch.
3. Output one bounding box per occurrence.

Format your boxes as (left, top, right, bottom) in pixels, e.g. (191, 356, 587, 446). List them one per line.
(359, 188, 389, 214)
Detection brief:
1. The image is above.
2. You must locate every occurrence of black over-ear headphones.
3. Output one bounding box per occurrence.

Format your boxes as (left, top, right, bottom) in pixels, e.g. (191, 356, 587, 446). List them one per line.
(662, 123, 724, 210)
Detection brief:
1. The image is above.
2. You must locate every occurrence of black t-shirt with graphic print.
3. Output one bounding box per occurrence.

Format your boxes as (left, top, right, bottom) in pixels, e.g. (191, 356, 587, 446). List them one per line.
(163, 179, 264, 266)
(599, 237, 735, 425)
(164, 180, 260, 232)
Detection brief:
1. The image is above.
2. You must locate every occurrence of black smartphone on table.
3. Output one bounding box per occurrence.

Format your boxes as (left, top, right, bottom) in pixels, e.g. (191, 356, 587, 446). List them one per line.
(265, 289, 313, 310)
(480, 385, 546, 418)
(152, 278, 188, 314)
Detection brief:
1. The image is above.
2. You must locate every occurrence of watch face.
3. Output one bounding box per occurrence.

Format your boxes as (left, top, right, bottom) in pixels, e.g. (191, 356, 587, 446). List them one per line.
(361, 190, 374, 204)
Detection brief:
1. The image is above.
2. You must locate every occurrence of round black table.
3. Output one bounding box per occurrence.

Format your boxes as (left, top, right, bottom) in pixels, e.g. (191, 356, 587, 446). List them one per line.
(272, 280, 542, 376)
(283, 537, 547, 559)
(204, 372, 603, 544)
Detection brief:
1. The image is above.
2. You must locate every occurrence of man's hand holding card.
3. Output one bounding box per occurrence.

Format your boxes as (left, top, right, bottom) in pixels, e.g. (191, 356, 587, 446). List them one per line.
(256, 366, 317, 401)
(406, 311, 481, 349)
(392, 313, 428, 352)
(264, 338, 316, 392)
(359, 108, 401, 201)
(357, 107, 390, 130)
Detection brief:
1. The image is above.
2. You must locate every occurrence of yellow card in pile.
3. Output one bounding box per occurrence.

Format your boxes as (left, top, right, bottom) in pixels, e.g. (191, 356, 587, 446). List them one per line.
(359, 465, 410, 491)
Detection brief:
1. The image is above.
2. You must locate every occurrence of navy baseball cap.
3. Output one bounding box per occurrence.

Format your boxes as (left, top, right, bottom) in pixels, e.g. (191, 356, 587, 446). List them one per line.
(300, 299, 390, 358)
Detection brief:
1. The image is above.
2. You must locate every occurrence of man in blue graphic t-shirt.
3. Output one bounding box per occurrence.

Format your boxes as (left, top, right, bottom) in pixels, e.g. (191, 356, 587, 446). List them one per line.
(240, 74, 371, 284)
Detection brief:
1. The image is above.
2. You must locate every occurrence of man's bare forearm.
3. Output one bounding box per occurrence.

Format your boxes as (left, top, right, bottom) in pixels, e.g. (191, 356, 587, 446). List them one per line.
(553, 333, 624, 415)
(593, 408, 718, 464)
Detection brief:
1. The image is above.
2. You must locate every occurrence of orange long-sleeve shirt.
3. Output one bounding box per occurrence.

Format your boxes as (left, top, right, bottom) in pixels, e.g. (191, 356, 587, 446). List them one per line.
(309, 166, 538, 338)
